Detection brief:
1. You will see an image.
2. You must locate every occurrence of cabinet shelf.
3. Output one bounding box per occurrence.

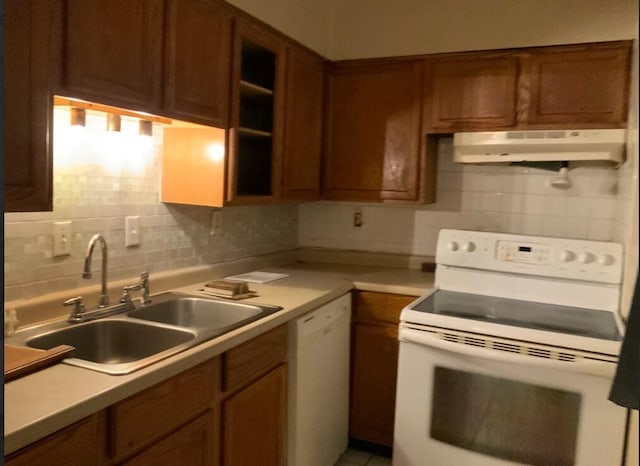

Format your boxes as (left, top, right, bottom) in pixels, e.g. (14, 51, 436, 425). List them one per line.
(240, 80, 274, 96)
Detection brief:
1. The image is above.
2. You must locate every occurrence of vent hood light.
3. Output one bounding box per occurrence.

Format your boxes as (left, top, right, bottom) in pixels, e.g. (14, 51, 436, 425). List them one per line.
(453, 129, 626, 165)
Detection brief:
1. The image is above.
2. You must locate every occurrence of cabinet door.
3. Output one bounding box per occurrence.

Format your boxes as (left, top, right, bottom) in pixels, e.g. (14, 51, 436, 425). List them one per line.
(227, 18, 287, 204)
(325, 61, 424, 202)
(525, 43, 630, 127)
(350, 324, 399, 447)
(4, 0, 60, 212)
(164, 0, 232, 126)
(281, 46, 325, 201)
(222, 365, 286, 466)
(426, 55, 518, 131)
(63, 0, 163, 110)
(5, 415, 102, 466)
(124, 410, 216, 466)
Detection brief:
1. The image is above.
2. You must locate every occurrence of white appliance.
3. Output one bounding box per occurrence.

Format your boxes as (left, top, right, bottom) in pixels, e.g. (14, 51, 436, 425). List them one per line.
(288, 293, 351, 466)
(453, 129, 626, 164)
(394, 229, 631, 466)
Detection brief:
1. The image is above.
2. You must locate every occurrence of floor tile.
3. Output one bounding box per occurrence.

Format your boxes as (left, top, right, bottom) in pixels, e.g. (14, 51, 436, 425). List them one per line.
(368, 455, 392, 466)
(338, 448, 372, 465)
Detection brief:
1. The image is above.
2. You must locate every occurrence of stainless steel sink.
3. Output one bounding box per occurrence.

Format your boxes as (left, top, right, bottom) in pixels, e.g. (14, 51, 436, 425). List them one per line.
(27, 320, 195, 365)
(127, 293, 282, 334)
(5, 292, 282, 375)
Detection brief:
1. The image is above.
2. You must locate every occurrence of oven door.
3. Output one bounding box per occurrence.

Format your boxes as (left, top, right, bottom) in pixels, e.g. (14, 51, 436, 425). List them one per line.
(393, 326, 628, 466)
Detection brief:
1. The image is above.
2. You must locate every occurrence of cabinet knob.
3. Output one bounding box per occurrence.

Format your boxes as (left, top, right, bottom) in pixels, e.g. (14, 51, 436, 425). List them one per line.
(463, 241, 476, 252)
(559, 250, 575, 262)
(578, 252, 595, 264)
(447, 241, 459, 251)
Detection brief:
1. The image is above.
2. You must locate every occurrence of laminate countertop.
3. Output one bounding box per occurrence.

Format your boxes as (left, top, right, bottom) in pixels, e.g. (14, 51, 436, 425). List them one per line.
(4, 262, 434, 455)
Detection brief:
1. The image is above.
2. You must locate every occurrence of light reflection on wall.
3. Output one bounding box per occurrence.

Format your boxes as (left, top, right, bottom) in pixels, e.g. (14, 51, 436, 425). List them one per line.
(53, 106, 155, 174)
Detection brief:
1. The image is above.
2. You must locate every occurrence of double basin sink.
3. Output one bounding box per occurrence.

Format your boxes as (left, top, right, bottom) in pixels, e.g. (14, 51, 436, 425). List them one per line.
(6, 292, 282, 375)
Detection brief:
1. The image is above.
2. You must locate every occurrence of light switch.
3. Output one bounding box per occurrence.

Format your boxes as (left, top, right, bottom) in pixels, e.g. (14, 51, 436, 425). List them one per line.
(125, 216, 141, 247)
(53, 221, 72, 257)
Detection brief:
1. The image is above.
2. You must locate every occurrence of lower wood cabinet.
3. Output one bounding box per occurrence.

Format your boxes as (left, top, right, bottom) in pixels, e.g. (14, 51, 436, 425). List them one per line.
(350, 291, 416, 448)
(5, 414, 102, 466)
(222, 365, 287, 466)
(5, 326, 288, 466)
(124, 410, 217, 466)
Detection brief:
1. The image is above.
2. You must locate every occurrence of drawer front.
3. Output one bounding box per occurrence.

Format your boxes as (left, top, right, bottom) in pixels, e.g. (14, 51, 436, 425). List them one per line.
(223, 325, 287, 393)
(5, 414, 101, 466)
(354, 291, 416, 325)
(110, 358, 218, 460)
(124, 410, 216, 466)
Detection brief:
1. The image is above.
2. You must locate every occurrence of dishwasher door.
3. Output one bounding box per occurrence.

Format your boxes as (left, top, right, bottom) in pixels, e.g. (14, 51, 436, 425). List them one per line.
(288, 293, 351, 466)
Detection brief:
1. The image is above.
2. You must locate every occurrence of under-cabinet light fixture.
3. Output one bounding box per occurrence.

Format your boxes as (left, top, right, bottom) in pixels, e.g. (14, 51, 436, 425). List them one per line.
(70, 107, 86, 127)
(106, 113, 121, 132)
(139, 120, 153, 137)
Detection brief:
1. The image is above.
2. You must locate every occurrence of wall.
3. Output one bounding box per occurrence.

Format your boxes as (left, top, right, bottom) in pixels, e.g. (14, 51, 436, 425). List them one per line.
(329, 0, 639, 60)
(299, 138, 622, 255)
(225, 0, 333, 57)
(3, 108, 298, 303)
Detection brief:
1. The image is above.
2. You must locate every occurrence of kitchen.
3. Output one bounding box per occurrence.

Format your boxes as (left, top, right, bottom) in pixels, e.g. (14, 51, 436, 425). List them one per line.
(4, 0, 639, 465)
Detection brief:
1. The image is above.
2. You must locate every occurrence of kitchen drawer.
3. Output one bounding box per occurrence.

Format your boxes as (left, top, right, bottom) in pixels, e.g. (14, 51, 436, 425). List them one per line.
(123, 410, 216, 466)
(354, 291, 416, 325)
(222, 325, 287, 393)
(109, 358, 218, 461)
(5, 414, 102, 466)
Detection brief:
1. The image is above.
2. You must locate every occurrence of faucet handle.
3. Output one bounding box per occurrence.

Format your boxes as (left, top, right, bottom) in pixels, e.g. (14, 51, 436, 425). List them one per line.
(63, 296, 86, 316)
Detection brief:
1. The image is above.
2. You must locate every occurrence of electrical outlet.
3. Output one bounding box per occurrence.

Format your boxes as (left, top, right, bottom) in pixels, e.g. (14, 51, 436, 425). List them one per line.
(53, 221, 72, 256)
(125, 216, 141, 247)
(353, 208, 363, 227)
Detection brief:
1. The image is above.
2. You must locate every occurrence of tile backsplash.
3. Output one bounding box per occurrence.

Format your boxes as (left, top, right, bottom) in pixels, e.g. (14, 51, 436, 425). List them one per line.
(299, 136, 634, 256)
(4, 109, 298, 302)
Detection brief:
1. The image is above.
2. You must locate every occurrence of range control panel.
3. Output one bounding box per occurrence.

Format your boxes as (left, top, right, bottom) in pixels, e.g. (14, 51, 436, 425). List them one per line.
(436, 229, 623, 284)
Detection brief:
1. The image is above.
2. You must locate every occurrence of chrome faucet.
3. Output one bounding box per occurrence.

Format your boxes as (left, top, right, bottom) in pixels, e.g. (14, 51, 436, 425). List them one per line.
(83, 233, 109, 308)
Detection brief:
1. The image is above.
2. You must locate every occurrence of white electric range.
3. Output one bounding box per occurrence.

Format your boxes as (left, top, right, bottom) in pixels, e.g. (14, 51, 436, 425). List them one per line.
(393, 229, 630, 466)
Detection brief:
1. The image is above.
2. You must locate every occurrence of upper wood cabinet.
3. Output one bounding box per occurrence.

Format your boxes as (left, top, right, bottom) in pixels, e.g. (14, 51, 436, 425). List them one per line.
(4, 0, 61, 212)
(281, 46, 325, 201)
(62, 0, 164, 111)
(226, 18, 287, 204)
(425, 54, 519, 131)
(164, 0, 232, 126)
(426, 41, 631, 133)
(325, 61, 434, 202)
(523, 43, 630, 127)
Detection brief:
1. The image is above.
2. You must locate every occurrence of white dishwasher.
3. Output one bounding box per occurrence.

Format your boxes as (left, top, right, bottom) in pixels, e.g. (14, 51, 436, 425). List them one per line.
(288, 293, 351, 466)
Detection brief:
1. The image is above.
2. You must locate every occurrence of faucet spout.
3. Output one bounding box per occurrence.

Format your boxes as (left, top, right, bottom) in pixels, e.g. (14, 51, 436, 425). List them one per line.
(83, 234, 109, 307)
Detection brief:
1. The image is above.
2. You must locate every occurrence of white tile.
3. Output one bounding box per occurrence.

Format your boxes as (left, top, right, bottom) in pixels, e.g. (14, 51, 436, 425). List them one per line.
(522, 195, 545, 215)
(565, 217, 588, 239)
(481, 192, 504, 212)
(541, 216, 567, 238)
(521, 214, 544, 235)
(587, 218, 613, 241)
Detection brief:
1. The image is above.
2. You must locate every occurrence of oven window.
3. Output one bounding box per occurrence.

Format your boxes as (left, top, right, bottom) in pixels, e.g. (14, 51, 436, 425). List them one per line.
(431, 367, 581, 466)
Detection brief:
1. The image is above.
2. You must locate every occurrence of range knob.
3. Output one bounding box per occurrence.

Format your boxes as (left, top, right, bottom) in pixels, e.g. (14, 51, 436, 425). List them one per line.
(597, 254, 614, 266)
(463, 241, 476, 252)
(578, 252, 595, 264)
(447, 241, 459, 251)
(559, 250, 575, 262)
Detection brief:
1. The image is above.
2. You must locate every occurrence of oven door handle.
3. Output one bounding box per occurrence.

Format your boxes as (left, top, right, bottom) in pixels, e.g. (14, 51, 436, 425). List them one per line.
(399, 327, 616, 377)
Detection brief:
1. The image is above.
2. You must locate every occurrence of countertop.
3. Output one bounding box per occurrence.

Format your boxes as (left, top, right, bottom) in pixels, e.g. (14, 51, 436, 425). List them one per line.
(4, 262, 434, 455)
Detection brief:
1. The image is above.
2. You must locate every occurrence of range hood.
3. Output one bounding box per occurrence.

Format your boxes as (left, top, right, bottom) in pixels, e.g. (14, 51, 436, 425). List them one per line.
(453, 129, 626, 164)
